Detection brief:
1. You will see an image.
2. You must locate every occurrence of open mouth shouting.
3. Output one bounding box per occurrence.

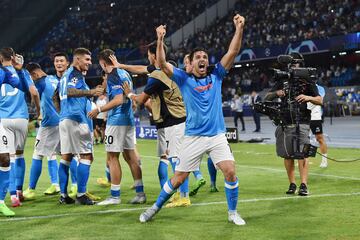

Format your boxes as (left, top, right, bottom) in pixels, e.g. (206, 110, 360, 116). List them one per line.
(198, 62, 207, 73)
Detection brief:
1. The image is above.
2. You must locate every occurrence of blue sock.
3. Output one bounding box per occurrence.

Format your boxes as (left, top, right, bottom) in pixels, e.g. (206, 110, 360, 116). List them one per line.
(110, 184, 120, 198)
(9, 159, 16, 196)
(58, 160, 70, 195)
(225, 178, 239, 212)
(105, 166, 111, 182)
(0, 167, 10, 201)
(15, 155, 25, 191)
(207, 158, 217, 186)
(29, 157, 43, 189)
(193, 170, 203, 180)
(70, 157, 77, 184)
(155, 179, 175, 209)
(134, 179, 144, 193)
(179, 176, 189, 197)
(77, 160, 91, 195)
(48, 157, 59, 185)
(157, 159, 168, 188)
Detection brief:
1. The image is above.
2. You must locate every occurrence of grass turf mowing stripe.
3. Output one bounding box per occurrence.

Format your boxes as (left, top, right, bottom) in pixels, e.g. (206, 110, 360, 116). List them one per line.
(1, 192, 359, 222)
(140, 155, 360, 181)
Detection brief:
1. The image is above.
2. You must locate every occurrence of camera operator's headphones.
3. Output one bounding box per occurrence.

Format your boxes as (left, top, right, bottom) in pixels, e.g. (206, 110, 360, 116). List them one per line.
(289, 52, 305, 67)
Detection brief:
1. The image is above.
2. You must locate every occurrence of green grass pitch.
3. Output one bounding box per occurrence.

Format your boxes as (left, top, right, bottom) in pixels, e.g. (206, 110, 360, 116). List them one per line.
(0, 137, 359, 240)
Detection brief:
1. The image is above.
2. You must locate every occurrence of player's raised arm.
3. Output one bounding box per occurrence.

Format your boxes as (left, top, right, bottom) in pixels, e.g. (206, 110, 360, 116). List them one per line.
(156, 25, 174, 78)
(109, 55, 149, 75)
(220, 14, 245, 70)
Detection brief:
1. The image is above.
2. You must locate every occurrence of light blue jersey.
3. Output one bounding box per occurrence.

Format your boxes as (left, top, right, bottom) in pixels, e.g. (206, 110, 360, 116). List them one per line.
(171, 63, 227, 136)
(59, 66, 90, 124)
(0, 67, 33, 119)
(35, 75, 60, 127)
(317, 84, 325, 98)
(0, 66, 21, 89)
(106, 68, 134, 126)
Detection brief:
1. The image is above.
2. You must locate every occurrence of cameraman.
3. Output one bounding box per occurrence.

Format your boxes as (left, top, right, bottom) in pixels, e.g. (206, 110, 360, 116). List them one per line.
(264, 52, 322, 196)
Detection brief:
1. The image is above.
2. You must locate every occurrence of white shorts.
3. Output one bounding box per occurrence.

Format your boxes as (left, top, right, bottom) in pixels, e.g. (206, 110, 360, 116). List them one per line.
(59, 119, 93, 155)
(176, 133, 234, 172)
(157, 127, 167, 157)
(133, 127, 137, 145)
(34, 126, 60, 157)
(105, 125, 135, 152)
(1, 118, 28, 154)
(0, 123, 9, 154)
(165, 122, 185, 158)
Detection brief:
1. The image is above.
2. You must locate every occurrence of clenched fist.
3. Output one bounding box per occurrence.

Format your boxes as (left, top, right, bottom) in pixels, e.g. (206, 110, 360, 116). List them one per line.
(156, 25, 166, 40)
(233, 14, 245, 29)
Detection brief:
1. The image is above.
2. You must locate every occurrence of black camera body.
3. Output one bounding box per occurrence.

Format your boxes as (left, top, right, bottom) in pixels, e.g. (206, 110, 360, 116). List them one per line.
(254, 54, 317, 159)
(272, 67, 317, 82)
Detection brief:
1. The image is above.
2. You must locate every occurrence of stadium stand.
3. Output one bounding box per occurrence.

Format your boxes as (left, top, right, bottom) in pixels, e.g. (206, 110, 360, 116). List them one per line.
(173, 0, 360, 63)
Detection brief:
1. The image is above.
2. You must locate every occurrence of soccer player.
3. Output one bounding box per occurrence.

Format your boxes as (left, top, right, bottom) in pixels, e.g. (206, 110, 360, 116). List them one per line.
(139, 14, 246, 225)
(108, 55, 172, 193)
(88, 49, 146, 205)
(53, 52, 78, 197)
(0, 59, 26, 216)
(22, 63, 61, 200)
(120, 44, 191, 208)
(183, 53, 218, 194)
(0, 47, 40, 207)
(308, 84, 328, 168)
(58, 48, 103, 205)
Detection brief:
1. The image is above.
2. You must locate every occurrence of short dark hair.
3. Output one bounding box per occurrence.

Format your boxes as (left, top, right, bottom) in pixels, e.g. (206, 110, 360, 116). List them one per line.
(147, 41, 168, 57)
(0, 47, 15, 61)
(98, 49, 115, 65)
(189, 47, 208, 62)
(26, 62, 42, 73)
(73, 48, 91, 57)
(53, 52, 69, 62)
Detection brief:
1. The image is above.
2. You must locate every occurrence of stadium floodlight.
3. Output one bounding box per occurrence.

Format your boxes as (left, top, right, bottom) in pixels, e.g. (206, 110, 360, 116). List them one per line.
(234, 64, 242, 68)
(110, 2, 115, 7)
(132, 74, 138, 77)
(355, 50, 360, 54)
(246, 63, 249, 67)
(339, 52, 347, 56)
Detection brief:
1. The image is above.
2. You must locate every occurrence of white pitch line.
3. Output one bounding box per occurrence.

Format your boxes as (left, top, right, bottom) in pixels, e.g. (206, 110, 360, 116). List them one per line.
(1, 192, 359, 223)
(239, 165, 360, 181)
(140, 155, 360, 181)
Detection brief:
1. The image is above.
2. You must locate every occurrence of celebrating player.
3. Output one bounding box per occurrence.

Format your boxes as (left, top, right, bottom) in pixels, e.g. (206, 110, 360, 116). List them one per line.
(58, 48, 103, 205)
(140, 14, 246, 225)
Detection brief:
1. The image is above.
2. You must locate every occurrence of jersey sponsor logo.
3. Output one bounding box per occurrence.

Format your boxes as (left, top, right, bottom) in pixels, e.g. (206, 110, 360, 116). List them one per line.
(194, 83, 213, 93)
